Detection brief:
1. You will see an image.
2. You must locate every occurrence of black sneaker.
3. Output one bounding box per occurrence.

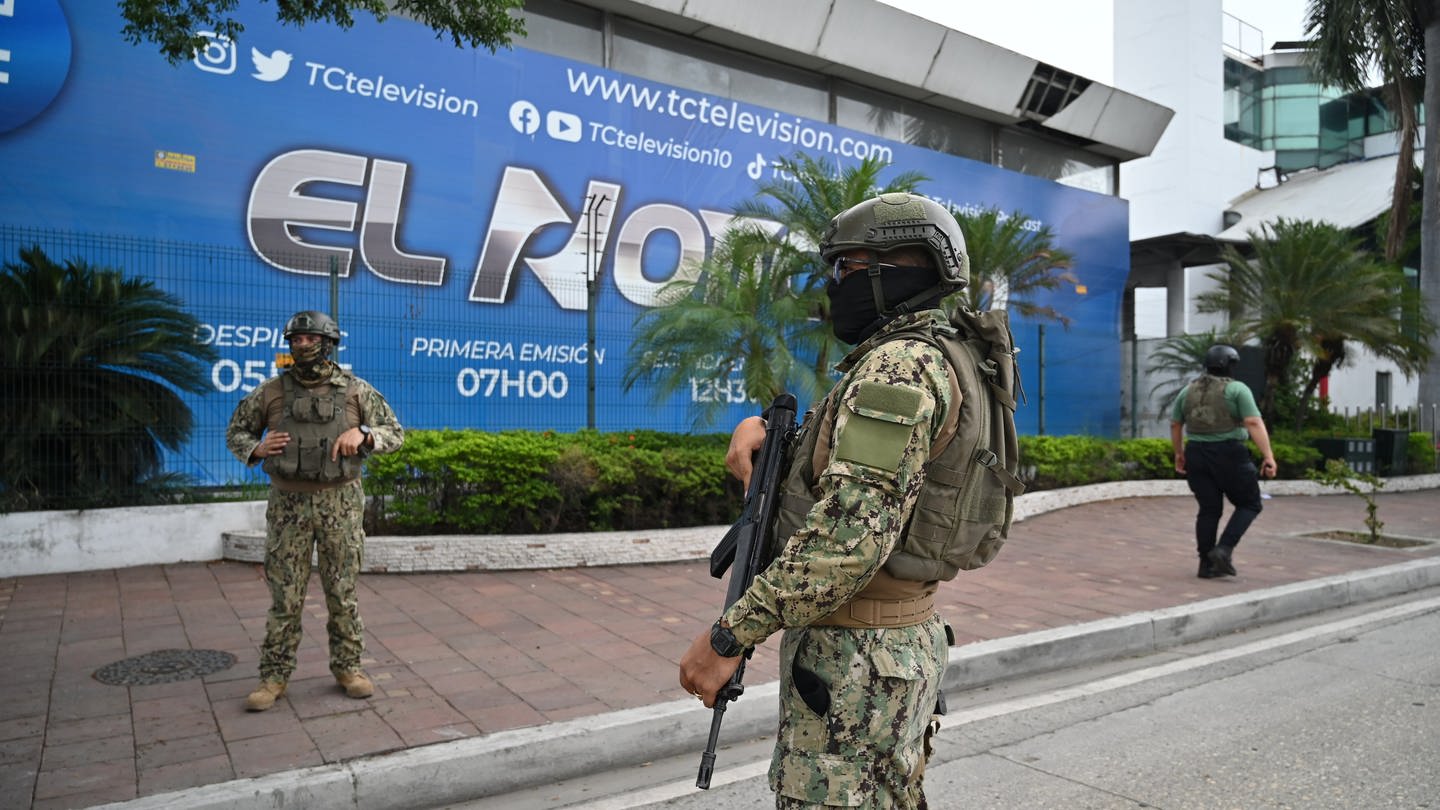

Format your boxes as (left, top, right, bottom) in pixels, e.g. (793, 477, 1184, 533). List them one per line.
(1197, 559, 1223, 579)
(1208, 545, 1237, 577)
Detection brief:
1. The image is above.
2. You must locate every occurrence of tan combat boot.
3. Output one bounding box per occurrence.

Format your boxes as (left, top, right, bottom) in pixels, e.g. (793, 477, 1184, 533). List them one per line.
(335, 670, 374, 699)
(244, 680, 287, 712)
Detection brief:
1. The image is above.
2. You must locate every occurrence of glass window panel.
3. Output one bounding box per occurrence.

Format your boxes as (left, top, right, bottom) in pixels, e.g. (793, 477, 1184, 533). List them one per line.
(1273, 98, 1319, 136)
(998, 129, 1117, 194)
(834, 82, 993, 164)
(516, 0, 604, 64)
(611, 20, 827, 121)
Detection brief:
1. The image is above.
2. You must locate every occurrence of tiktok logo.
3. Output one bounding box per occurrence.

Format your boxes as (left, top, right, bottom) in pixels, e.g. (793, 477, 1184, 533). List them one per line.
(0, 0, 74, 135)
(746, 152, 767, 180)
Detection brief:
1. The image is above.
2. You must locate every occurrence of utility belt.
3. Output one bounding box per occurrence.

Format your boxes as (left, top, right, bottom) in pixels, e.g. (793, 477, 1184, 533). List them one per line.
(816, 593, 936, 628)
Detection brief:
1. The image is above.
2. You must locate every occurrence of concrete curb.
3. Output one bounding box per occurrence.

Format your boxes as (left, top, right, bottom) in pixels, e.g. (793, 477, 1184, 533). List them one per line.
(221, 474, 1440, 572)
(97, 555, 1440, 810)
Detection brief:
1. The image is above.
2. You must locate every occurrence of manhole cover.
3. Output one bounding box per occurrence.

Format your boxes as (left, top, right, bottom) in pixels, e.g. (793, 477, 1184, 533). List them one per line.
(93, 649, 237, 686)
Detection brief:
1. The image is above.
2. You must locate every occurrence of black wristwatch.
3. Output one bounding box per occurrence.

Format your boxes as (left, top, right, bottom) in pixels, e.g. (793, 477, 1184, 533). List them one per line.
(709, 620, 744, 658)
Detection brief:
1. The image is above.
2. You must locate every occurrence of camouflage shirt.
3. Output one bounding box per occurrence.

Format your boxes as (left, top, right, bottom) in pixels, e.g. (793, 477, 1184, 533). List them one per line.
(724, 311, 955, 647)
(225, 367, 404, 491)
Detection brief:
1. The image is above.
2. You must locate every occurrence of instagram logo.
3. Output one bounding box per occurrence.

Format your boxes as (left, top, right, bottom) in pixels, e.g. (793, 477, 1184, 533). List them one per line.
(192, 31, 236, 75)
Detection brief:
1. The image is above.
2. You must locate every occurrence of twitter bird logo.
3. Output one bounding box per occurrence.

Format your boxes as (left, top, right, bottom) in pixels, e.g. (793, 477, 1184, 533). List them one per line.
(251, 48, 292, 82)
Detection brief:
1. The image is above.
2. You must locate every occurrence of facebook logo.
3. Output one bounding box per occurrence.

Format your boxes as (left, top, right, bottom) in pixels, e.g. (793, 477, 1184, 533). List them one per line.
(509, 100, 540, 136)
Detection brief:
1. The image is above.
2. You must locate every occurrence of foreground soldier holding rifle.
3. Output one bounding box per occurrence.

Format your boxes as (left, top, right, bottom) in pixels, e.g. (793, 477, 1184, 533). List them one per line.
(680, 193, 1023, 808)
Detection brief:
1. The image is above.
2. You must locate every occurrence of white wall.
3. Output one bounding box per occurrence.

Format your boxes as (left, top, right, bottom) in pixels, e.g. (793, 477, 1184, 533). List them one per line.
(1325, 346, 1421, 413)
(1115, 0, 1229, 240)
(0, 501, 266, 577)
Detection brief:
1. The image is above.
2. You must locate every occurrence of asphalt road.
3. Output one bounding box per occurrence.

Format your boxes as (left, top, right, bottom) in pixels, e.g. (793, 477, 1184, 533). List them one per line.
(452, 587, 1440, 809)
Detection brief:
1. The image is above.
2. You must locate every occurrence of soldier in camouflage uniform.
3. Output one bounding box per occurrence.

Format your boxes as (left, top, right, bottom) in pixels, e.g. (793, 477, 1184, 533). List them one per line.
(226, 310, 404, 712)
(681, 193, 967, 808)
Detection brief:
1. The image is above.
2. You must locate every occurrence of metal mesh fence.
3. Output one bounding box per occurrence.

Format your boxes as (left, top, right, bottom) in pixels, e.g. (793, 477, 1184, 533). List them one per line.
(1, 225, 711, 499)
(5, 224, 1166, 502)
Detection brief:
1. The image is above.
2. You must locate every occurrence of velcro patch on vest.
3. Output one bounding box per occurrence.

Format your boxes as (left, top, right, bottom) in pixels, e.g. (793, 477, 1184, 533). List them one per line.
(833, 381, 924, 474)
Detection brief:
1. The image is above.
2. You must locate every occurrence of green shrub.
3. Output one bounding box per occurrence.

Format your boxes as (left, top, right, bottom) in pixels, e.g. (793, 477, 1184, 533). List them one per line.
(357, 426, 1423, 536)
(1018, 435, 1112, 489)
(365, 430, 566, 533)
(365, 429, 740, 535)
(1269, 436, 1323, 479)
(1114, 438, 1174, 480)
(1407, 432, 1437, 475)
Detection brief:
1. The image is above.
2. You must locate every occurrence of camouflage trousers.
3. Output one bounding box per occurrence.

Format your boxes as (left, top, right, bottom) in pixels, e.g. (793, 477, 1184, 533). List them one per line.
(258, 480, 366, 682)
(770, 615, 948, 809)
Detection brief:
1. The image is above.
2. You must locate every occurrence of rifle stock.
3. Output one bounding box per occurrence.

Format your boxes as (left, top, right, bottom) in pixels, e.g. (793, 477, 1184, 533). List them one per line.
(696, 392, 797, 789)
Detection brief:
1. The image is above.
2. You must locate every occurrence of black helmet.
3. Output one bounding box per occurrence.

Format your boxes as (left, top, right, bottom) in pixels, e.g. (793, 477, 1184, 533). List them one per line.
(1205, 344, 1239, 374)
(819, 192, 968, 291)
(283, 310, 341, 343)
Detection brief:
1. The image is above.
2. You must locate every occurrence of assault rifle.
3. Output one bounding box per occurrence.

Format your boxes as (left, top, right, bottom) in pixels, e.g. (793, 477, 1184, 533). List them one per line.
(696, 392, 799, 790)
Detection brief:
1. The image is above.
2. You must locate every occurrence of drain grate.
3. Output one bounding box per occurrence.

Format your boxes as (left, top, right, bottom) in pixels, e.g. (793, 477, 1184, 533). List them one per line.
(93, 649, 237, 686)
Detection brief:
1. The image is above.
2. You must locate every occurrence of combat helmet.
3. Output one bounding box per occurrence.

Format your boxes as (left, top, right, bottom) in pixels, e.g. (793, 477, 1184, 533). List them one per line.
(1204, 344, 1239, 375)
(283, 310, 341, 343)
(819, 192, 969, 291)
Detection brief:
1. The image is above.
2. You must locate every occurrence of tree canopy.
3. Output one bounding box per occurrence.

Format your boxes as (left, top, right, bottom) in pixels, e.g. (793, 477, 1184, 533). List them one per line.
(1196, 218, 1433, 427)
(623, 153, 926, 426)
(950, 206, 1076, 326)
(1303, 0, 1440, 409)
(118, 0, 528, 64)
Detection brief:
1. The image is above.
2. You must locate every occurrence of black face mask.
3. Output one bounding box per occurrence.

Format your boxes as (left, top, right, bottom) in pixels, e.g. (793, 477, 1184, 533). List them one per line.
(825, 266, 943, 345)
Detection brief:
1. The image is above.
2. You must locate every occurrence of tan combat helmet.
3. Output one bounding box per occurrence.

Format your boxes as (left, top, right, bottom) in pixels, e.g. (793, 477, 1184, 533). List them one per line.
(819, 192, 969, 292)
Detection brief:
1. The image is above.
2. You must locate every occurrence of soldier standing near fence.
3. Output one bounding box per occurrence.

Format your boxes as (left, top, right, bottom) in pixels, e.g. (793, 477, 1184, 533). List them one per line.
(225, 310, 404, 711)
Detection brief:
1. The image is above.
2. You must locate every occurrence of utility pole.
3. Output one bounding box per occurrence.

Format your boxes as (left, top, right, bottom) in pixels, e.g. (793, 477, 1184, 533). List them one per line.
(328, 255, 340, 324)
(581, 193, 611, 430)
(1037, 323, 1046, 435)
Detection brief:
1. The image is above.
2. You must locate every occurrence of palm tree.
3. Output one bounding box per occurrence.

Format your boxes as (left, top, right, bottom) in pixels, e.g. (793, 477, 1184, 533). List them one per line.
(0, 246, 217, 509)
(732, 153, 929, 376)
(623, 153, 927, 426)
(1146, 328, 1239, 418)
(949, 206, 1077, 325)
(1303, 0, 1440, 413)
(1195, 219, 1433, 428)
(621, 224, 819, 428)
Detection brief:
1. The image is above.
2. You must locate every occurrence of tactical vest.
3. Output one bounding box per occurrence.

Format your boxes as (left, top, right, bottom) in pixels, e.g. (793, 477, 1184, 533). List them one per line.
(772, 310, 1025, 625)
(1182, 375, 1239, 435)
(261, 371, 365, 484)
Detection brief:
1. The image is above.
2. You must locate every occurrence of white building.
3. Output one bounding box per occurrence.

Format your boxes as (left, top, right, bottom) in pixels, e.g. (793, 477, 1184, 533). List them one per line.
(1114, 0, 1420, 436)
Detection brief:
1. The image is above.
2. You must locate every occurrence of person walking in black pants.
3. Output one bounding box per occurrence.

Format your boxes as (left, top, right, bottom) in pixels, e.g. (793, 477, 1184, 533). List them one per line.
(1170, 345, 1278, 578)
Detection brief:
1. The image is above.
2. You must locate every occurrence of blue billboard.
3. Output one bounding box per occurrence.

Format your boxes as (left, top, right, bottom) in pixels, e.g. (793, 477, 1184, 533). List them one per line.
(0, 0, 1130, 485)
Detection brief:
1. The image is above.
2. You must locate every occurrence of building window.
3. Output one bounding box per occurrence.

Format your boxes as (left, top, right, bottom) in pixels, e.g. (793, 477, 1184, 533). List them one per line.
(834, 81, 993, 164)
(516, 0, 605, 64)
(997, 128, 1116, 194)
(610, 19, 828, 122)
(1223, 57, 1263, 148)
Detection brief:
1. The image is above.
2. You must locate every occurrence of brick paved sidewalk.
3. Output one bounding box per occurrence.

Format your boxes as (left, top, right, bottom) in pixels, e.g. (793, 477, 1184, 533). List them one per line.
(1, 491, 1437, 809)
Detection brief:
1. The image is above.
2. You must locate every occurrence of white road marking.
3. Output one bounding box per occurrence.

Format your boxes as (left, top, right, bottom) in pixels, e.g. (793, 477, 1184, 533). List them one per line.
(583, 595, 1440, 808)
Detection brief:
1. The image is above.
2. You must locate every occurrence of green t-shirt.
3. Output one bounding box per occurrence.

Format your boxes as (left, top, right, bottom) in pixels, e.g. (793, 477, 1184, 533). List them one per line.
(1171, 377, 1259, 442)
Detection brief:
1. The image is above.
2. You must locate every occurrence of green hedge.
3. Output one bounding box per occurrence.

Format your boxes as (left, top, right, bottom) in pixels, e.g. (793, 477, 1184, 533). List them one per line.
(364, 429, 741, 535)
(361, 429, 1434, 534)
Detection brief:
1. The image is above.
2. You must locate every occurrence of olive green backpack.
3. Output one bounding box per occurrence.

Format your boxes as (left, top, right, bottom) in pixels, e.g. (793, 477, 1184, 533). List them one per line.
(774, 307, 1025, 580)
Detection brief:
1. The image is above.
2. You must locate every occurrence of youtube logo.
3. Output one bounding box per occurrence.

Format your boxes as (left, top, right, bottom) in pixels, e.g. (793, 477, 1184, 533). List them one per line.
(546, 110, 582, 142)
